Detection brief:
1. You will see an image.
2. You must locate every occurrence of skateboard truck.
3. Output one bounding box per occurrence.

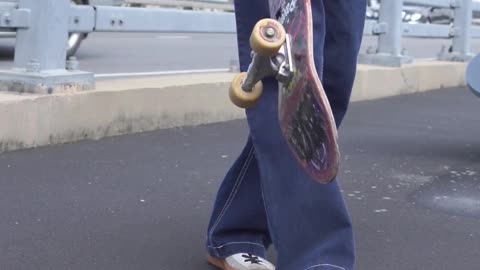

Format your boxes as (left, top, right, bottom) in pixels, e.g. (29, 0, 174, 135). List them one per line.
(275, 34, 294, 84)
(230, 19, 292, 108)
(242, 34, 293, 89)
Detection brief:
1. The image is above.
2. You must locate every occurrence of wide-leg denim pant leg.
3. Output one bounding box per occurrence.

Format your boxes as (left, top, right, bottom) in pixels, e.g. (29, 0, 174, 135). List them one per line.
(207, 0, 366, 269)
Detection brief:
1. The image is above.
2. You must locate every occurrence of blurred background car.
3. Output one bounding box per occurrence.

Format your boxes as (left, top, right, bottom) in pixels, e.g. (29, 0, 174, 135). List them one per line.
(366, 0, 480, 25)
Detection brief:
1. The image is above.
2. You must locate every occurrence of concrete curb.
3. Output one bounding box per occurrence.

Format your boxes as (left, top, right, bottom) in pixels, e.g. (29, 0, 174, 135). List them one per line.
(351, 61, 467, 102)
(0, 61, 468, 153)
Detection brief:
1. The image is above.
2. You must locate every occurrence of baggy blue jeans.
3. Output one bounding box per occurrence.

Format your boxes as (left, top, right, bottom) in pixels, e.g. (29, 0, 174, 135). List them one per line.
(206, 0, 366, 269)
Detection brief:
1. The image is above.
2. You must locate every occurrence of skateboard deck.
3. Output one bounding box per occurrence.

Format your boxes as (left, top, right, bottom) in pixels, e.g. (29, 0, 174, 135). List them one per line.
(229, 0, 340, 184)
(467, 54, 480, 97)
(271, 0, 339, 184)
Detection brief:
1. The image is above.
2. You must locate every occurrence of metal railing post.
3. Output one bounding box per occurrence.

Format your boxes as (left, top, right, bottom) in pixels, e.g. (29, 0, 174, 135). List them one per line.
(14, 0, 69, 70)
(377, 0, 403, 56)
(439, 0, 474, 61)
(0, 0, 94, 94)
(358, 0, 413, 67)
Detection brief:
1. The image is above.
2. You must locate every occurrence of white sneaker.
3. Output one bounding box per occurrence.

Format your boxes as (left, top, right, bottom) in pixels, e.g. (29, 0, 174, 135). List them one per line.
(208, 253, 275, 270)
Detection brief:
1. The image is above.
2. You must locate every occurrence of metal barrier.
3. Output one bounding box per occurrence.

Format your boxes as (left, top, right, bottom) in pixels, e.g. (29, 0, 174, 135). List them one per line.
(0, 0, 236, 93)
(360, 0, 480, 66)
(0, 0, 478, 93)
(124, 0, 234, 11)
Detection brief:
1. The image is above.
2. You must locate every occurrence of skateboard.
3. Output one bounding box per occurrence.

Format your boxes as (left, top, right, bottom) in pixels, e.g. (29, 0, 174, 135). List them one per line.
(229, 0, 339, 184)
(467, 54, 480, 97)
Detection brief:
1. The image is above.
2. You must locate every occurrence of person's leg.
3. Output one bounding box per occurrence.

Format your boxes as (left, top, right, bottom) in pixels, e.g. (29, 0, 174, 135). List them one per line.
(205, 0, 273, 266)
(247, 78, 355, 270)
(322, 0, 367, 127)
(206, 138, 271, 259)
(244, 0, 366, 269)
(207, 0, 367, 268)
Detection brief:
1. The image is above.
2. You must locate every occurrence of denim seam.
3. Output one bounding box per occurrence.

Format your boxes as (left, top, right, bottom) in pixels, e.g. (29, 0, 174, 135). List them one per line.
(208, 145, 255, 256)
(208, 241, 266, 250)
(259, 171, 276, 245)
(209, 146, 253, 232)
(304, 264, 346, 270)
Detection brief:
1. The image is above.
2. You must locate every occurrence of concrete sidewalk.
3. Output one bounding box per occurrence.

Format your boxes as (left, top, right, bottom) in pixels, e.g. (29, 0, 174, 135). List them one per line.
(1, 86, 480, 269)
(0, 61, 468, 153)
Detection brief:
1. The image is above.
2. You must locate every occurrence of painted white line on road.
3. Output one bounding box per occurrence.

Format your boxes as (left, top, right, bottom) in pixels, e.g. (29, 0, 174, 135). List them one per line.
(95, 68, 231, 79)
(156, 35, 192, 40)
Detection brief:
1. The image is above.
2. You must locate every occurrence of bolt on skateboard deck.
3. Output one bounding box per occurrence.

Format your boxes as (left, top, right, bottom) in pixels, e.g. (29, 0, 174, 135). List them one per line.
(229, 0, 340, 184)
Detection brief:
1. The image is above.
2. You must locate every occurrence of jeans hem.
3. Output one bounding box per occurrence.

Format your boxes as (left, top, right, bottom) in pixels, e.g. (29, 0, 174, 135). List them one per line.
(207, 241, 267, 259)
(304, 264, 347, 270)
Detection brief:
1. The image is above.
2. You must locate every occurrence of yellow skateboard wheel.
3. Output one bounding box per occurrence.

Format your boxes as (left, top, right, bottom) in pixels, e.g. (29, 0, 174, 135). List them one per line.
(250, 18, 286, 57)
(229, 72, 263, 109)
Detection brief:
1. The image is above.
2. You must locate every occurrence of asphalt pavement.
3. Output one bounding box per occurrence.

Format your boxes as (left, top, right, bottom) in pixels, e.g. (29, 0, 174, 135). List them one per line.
(0, 33, 479, 74)
(1, 86, 480, 269)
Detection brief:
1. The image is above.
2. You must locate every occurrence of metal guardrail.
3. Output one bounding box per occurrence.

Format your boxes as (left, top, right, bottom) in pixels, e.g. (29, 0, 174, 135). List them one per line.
(124, 0, 234, 11)
(69, 5, 235, 33)
(0, 0, 237, 94)
(0, 0, 478, 93)
(360, 0, 480, 66)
